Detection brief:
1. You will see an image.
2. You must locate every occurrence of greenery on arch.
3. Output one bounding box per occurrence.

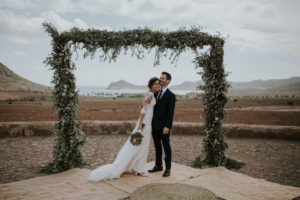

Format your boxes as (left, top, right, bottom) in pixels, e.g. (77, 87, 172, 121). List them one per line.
(42, 22, 229, 173)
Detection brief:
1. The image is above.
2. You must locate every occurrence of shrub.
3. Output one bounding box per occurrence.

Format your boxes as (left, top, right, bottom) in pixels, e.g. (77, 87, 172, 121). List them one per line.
(191, 156, 203, 168)
(40, 96, 46, 101)
(8, 99, 13, 104)
(117, 94, 125, 98)
(18, 97, 37, 101)
(130, 94, 144, 98)
(191, 156, 245, 170)
(225, 158, 245, 169)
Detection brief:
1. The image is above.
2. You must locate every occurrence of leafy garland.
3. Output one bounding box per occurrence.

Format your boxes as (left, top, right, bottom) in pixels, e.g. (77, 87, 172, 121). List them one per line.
(195, 46, 229, 166)
(42, 22, 229, 173)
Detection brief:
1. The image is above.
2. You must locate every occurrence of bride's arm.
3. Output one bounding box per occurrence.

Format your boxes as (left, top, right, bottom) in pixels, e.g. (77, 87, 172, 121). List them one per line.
(138, 94, 153, 130)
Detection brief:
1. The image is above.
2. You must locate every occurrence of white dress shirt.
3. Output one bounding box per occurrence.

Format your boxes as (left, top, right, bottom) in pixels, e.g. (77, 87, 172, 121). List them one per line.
(158, 87, 168, 100)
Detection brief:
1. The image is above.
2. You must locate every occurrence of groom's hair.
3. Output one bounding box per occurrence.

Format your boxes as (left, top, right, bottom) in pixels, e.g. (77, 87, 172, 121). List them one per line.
(148, 77, 159, 89)
(162, 72, 171, 81)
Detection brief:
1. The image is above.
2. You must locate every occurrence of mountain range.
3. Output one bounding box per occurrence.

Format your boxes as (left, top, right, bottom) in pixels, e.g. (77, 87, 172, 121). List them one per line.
(107, 80, 204, 90)
(107, 77, 300, 95)
(1, 62, 299, 95)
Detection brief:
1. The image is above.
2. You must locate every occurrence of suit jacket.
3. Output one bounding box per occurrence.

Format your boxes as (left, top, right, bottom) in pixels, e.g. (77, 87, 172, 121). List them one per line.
(152, 88, 176, 132)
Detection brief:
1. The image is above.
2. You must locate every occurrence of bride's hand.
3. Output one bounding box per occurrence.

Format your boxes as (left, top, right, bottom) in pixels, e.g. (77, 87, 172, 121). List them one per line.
(138, 105, 143, 112)
(138, 123, 143, 130)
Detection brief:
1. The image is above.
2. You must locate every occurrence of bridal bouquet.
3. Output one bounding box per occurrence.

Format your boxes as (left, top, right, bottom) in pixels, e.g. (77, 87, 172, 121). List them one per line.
(130, 123, 145, 146)
(130, 131, 144, 146)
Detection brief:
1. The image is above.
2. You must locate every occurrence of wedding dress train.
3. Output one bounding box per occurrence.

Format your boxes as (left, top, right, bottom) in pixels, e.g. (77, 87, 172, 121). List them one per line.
(88, 91, 155, 181)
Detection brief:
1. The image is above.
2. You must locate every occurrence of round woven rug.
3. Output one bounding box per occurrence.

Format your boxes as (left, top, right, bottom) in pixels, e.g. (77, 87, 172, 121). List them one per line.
(130, 183, 218, 200)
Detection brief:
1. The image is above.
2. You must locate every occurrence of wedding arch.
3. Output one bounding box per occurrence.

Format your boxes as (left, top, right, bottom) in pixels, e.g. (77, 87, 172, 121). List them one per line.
(42, 23, 229, 173)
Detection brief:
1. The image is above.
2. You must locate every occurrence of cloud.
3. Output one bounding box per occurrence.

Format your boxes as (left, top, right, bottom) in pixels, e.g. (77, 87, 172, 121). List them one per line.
(1, 0, 299, 56)
(39, 0, 76, 13)
(41, 11, 88, 31)
(0, 8, 88, 43)
(0, 9, 44, 44)
(0, 0, 39, 10)
(12, 50, 27, 57)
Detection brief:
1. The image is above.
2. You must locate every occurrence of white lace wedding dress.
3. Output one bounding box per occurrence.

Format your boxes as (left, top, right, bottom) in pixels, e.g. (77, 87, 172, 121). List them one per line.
(88, 91, 156, 181)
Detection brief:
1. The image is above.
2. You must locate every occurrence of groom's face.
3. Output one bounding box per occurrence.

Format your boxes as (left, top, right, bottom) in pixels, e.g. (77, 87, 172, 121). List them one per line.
(160, 74, 170, 87)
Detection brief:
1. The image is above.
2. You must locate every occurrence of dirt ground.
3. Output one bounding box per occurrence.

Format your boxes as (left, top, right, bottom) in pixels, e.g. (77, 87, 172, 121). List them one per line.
(0, 135, 299, 188)
(0, 91, 51, 101)
(0, 97, 300, 189)
(1, 98, 300, 126)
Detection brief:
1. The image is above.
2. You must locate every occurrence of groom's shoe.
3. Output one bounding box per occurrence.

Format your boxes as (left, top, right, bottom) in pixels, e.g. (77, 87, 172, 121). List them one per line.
(148, 166, 163, 173)
(162, 169, 170, 177)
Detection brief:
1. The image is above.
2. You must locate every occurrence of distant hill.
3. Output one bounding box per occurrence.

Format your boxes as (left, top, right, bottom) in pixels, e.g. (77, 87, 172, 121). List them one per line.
(260, 82, 300, 95)
(230, 77, 300, 90)
(106, 77, 300, 95)
(170, 81, 203, 90)
(106, 80, 202, 91)
(0, 62, 51, 92)
(107, 80, 146, 90)
(228, 77, 300, 95)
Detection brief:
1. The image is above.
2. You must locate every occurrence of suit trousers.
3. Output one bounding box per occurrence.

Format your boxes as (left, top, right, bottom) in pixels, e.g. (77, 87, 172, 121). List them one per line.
(152, 129, 172, 169)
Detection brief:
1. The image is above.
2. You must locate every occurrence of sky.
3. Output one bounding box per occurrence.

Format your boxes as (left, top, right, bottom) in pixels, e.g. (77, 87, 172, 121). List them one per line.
(0, 0, 300, 87)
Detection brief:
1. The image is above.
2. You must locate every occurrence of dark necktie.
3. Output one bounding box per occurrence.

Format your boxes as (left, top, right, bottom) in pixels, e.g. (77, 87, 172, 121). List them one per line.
(157, 90, 162, 100)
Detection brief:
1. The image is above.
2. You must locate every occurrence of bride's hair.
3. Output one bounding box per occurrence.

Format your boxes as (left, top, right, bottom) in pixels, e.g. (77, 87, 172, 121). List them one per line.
(148, 77, 159, 89)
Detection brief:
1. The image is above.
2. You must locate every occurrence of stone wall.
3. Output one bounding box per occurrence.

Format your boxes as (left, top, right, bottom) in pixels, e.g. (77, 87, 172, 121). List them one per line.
(0, 121, 299, 140)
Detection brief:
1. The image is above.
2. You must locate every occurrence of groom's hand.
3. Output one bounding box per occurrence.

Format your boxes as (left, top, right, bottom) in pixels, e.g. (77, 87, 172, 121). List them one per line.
(163, 127, 170, 134)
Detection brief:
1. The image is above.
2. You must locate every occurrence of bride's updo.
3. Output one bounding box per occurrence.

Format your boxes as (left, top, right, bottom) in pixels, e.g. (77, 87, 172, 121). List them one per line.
(148, 77, 159, 89)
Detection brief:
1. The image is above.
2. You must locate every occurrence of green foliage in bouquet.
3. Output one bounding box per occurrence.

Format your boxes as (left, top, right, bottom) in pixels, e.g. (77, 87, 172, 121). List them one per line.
(42, 22, 229, 173)
(130, 131, 144, 146)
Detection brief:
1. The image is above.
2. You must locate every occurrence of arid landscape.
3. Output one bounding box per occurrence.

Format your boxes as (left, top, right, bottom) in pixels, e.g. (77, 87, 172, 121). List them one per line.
(1, 96, 300, 187)
(1, 62, 300, 190)
(2, 2, 300, 199)
(1, 97, 300, 126)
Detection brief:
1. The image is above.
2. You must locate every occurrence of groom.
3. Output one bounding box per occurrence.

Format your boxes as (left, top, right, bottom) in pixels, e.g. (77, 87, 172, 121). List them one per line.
(149, 71, 176, 177)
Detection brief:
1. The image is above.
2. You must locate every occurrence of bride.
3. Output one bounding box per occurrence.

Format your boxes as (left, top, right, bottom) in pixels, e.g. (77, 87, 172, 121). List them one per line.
(88, 77, 160, 181)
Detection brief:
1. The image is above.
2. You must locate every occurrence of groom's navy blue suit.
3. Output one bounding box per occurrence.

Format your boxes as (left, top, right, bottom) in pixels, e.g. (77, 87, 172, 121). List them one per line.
(152, 88, 176, 170)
